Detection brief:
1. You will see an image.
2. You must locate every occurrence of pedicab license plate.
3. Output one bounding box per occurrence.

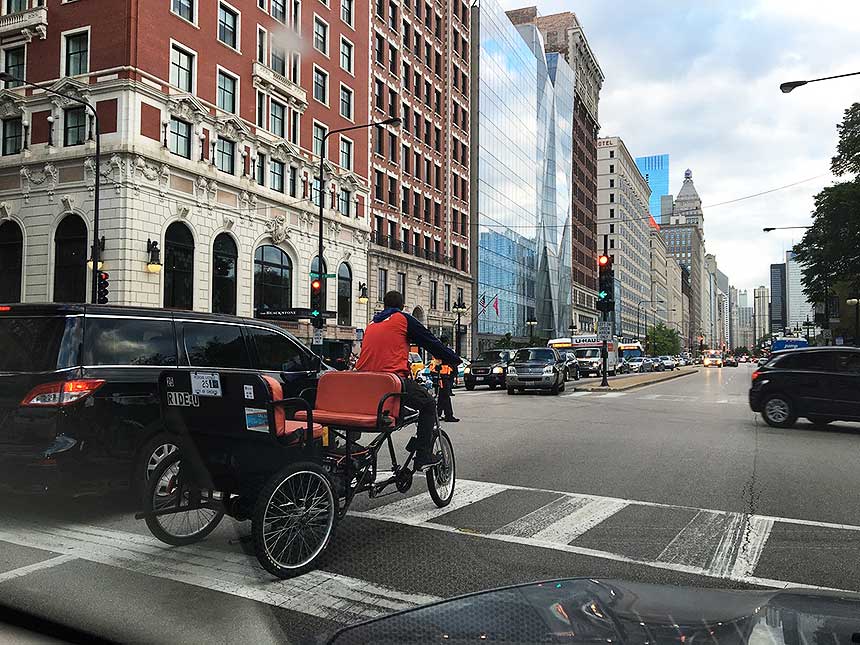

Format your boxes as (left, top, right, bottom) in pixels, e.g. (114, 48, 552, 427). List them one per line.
(191, 372, 222, 397)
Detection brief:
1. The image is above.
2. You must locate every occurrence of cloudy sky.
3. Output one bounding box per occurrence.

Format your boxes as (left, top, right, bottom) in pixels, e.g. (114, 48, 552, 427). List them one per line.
(498, 0, 860, 295)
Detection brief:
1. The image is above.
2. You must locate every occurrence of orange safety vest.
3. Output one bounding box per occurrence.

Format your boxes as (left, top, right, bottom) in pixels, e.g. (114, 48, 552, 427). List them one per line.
(431, 359, 453, 376)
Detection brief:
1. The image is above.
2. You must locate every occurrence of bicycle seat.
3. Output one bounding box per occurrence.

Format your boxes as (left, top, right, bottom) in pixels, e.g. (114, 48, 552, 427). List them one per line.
(295, 371, 402, 430)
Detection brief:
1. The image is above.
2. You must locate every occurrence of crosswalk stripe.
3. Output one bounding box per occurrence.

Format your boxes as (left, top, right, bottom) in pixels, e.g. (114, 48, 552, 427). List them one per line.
(596, 392, 627, 398)
(0, 521, 440, 623)
(0, 554, 75, 583)
(563, 391, 591, 397)
(494, 496, 589, 538)
(657, 510, 744, 572)
(532, 498, 628, 544)
(366, 479, 507, 525)
(730, 516, 774, 578)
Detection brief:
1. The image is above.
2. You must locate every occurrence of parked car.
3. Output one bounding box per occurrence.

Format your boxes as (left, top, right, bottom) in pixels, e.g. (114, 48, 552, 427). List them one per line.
(463, 351, 512, 390)
(757, 355, 769, 366)
(506, 347, 566, 395)
(408, 352, 425, 378)
(0, 304, 321, 496)
(560, 350, 580, 381)
(626, 357, 650, 373)
(658, 355, 677, 371)
(738, 355, 748, 363)
(749, 347, 860, 428)
(616, 358, 632, 374)
(649, 357, 665, 372)
(724, 355, 738, 367)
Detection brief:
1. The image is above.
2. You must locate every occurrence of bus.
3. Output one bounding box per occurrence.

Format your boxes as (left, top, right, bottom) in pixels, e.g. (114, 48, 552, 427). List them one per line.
(548, 336, 618, 377)
(770, 337, 809, 352)
(617, 340, 645, 360)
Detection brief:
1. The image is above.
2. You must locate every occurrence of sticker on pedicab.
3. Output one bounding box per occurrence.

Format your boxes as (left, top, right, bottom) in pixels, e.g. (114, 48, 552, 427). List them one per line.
(190, 372, 222, 397)
(243, 384, 254, 399)
(245, 407, 268, 432)
(166, 391, 199, 407)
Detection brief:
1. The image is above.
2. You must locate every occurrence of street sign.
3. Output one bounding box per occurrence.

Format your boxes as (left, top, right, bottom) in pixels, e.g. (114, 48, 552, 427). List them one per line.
(312, 328, 323, 345)
(355, 328, 364, 341)
(822, 329, 833, 340)
(256, 308, 336, 321)
(597, 322, 612, 341)
(836, 336, 844, 346)
(309, 272, 337, 278)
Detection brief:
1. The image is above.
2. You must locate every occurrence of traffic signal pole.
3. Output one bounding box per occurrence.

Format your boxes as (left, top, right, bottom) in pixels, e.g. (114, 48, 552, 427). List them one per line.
(599, 235, 610, 387)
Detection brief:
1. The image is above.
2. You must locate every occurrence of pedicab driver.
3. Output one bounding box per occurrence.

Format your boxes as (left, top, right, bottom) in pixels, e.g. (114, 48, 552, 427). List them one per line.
(355, 290, 461, 470)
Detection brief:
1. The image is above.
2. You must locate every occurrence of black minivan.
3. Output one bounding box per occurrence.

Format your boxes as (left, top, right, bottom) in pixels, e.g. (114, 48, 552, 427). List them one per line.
(749, 347, 860, 428)
(0, 304, 320, 495)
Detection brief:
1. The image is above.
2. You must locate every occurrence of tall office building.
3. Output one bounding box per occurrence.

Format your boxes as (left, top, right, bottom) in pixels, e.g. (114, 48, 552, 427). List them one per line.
(469, 0, 575, 349)
(596, 136, 652, 338)
(661, 170, 705, 343)
(635, 154, 669, 221)
(785, 251, 814, 330)
(507, 6, 603, 334)
(369, 0, 473, 355)
(754, 285, 770, 341)
(770, 263, 787, 335)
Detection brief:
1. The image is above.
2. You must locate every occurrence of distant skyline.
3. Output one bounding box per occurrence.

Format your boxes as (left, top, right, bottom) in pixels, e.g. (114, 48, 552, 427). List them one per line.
(499, 0, 859, 295)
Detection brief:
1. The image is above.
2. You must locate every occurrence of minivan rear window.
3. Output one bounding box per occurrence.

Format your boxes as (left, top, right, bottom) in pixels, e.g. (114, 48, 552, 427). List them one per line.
(84, 317, 177, 366)
(0, 316, 80, 372)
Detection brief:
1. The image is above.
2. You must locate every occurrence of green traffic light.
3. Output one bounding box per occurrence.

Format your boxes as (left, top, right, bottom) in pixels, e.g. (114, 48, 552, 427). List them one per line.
(598, 290, 608, 299)
(311, 310, 320, 317)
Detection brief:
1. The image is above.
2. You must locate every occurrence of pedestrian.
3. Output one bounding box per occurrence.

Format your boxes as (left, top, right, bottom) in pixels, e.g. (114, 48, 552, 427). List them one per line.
(433, 345, 459, 422)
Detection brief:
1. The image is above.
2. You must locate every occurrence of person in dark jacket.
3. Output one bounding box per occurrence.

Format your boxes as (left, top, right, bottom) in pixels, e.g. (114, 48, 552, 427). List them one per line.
(355, 290, 460, 469)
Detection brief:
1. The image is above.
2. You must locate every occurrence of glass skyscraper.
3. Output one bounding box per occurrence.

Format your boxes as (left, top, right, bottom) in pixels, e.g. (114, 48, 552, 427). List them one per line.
(635, 154, 670, 221)
(472, 0, 574, 348)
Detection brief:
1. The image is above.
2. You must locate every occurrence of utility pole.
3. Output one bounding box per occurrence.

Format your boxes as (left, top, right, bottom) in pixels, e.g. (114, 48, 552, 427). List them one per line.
(597, 235, 613, 388)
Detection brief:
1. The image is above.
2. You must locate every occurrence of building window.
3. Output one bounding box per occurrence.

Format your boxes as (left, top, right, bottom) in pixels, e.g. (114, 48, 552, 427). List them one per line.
(169, 44, 194, 92)
(609, 150, 615, 158)
(272, 0, 286, 22)
(0, 220, 22, 303)
(256, 26, 267, 63)
(64, 31, 88, 77)
(3, 46, 24, 88)
(374, 78, 384, 110)
(340, 38, 353, 73)
(609, 179, 615, 188)
(337, 263, 352, 326)
(271, 46, 286, 74)
(609, 164, 614, 173)
(270, 99, 285, 137)
(609, 193, 615, 203)
(53, 214, 87, 304)
(341, 0, 353, 25)
(256, 91, 266, 127)
(215, 138, 235, 174)
(313, 16, 328, 53)
(168, 118, 191, 158)
(377, 267, 388, 300)
(289, 166, 298, 197)
(311, 177, 321, 206)
(270, 159, 285, 192)
(217, 70, 237, 113)
(430, 280, 437, 309)
(374, 32, 384, 64)
(63, 107, 86, 147)
(388, 43, 397, 73)
(1, 117, 21, 156)
(254, 245, 292, 316)
(313, 67, 328, 103)
(217, 3, 239, 49)
(388, 176, 397, 205)
(256, 153, 266, 185)
(609, 208, 615, 218)
(212, 233, 237, 315)
(339, 136, 352, 169)
(388, 132, 397, 162)
(164, 221, 195, 310)
(444, 283, 451, 311)
(339, 85, 353, 119)
(313, 122, 327, 158)
(338, 188, 351, 216)
(290, 111, 299, 144)
(172, 0, 194, 22)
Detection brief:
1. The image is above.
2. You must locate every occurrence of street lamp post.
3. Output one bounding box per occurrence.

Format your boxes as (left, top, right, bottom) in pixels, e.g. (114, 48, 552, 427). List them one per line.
(779, 70, 860, 93)
(848, 298, 860, 346)
(314, 117, 400, 351)
(0, 71, 101, 303)
(762, 226, 812, 232)
(452, 298, 468, 356)
(636, 299, 663, 343)
(526, 316, 537, 346)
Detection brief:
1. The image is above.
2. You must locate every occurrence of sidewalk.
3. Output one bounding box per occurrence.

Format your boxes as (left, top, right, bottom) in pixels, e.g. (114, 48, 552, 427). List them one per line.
(574, 366, 699, 392)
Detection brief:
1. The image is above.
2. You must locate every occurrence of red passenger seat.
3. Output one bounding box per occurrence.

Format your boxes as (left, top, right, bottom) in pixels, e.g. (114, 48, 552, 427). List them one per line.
(261, 375, 324, 443)
(294, 371, 402, 429)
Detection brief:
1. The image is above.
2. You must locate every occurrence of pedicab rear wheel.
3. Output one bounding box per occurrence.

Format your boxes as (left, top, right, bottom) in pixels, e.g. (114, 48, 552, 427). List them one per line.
(144, 451, 225, 546)
(426, 429, 455, 508)
(252, 462, 337, 579)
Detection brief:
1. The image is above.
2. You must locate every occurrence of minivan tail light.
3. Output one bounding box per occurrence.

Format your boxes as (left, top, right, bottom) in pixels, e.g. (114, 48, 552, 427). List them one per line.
(20, 379, 105, 407)
(751, 370, 761, 381)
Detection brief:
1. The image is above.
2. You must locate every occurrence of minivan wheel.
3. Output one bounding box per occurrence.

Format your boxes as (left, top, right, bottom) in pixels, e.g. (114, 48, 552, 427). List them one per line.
(762, 395, 797, 428)
(136, 432, 178, 498)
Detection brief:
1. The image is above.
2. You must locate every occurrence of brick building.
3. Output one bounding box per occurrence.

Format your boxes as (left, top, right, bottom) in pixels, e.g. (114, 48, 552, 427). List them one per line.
(366, 0, 472, 356)
(0, 0, 374, 358)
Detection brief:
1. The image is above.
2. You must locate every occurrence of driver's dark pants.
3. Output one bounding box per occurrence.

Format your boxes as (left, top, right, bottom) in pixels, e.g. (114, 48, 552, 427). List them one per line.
(402, 378, 436, 453)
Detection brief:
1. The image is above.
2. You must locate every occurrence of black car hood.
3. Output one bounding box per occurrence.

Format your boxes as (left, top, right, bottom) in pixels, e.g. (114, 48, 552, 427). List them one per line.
(328, 578, 860, 644)
(511, 361, 553, 368)
(469, 359, 504, 368)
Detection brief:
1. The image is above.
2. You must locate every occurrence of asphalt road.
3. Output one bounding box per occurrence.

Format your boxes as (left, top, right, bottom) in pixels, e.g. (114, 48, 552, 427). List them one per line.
(3, 363, 860, 643)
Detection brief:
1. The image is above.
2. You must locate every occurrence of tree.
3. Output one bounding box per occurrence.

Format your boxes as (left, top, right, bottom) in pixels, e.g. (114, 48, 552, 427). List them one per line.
(793, 103, 860, 303)
(733, 346, 750, 356)
(646, 322, 681, 355)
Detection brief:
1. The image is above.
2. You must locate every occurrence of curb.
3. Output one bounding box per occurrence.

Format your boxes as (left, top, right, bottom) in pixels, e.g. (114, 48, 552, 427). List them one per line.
(574, 368, 699, 392)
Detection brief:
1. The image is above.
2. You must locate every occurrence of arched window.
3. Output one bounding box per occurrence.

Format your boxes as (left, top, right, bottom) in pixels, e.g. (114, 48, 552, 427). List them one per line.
(53, 214, 87, 303)
(337, 263, 352, 326)
(254, 245, 292, 317)
(0, 220, 23, 303)
(164, 222, 194, 310)
(212, 233, 237, 315)
(311, 255, 327, 309)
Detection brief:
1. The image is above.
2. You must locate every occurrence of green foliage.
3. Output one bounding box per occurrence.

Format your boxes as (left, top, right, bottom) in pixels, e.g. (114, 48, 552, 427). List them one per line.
(733, 346, 750, 356)
(646, 322, 681, 355)
(832, 102, 860, 176)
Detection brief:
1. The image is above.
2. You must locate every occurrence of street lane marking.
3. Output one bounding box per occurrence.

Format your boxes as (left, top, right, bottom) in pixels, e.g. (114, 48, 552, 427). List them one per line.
(731, 516, 775, 579)
(494, 496, 590, 538)
(658, 510, 743, 574)
(366, 479, 507, 525)
(0, 554, 75, 584)
(562, 391, 591, 397)
(0, 522, 440, 624)
(531, 498, 628, 544)
(596, 392, 627, 398)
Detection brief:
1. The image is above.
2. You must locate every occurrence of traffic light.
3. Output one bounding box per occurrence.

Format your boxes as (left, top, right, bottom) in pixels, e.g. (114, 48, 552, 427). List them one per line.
(96, 271, 109, 304)
(597, 254, 614, 313)
(310, 277, 323, 329)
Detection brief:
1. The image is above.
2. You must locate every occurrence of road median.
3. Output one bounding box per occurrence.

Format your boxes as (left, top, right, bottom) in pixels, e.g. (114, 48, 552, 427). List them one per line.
(575, 367, 699, 392)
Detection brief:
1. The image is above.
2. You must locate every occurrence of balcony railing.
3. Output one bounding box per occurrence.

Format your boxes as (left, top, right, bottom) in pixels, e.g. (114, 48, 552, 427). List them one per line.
(252, 61, 307, 109)
(0, 5, 47, 41)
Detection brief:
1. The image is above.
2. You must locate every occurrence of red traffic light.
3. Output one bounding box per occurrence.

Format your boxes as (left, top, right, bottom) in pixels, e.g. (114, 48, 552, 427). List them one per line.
(311, 278, 321, 292)
(598, 255, 609, 267)
(98, 271, 109, 280)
